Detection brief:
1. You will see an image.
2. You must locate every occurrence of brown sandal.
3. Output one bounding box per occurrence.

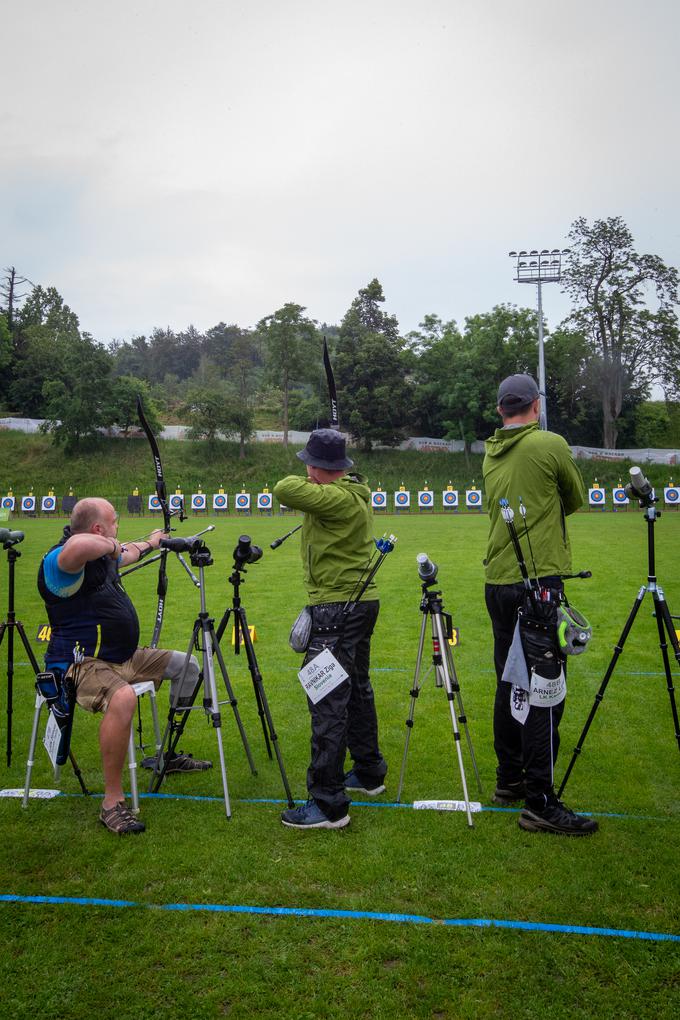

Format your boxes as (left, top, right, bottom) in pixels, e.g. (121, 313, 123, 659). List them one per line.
(99, 801, 146, 835)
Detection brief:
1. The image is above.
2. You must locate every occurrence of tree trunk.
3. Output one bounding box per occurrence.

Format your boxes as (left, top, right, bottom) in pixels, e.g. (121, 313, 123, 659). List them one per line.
(601, 351, 624, 449)
(459, 419, 471, 471)
(282, 367, 289, 448)
(7, 267, 16, 332)
(601, 401, 618, 449)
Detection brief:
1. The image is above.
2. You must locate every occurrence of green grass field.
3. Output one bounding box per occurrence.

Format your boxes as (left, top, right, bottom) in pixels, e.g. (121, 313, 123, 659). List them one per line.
(1, 511, 679, 1019)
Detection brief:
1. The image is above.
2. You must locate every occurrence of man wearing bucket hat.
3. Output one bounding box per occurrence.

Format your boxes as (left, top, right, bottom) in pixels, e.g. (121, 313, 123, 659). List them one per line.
(483, 375, 597, 836)
(274, 429, 387, 829)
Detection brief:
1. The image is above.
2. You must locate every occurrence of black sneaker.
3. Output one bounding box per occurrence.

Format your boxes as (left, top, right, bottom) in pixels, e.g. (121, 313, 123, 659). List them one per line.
(492, 780, 526, 805)
(519, 799, 598, 836)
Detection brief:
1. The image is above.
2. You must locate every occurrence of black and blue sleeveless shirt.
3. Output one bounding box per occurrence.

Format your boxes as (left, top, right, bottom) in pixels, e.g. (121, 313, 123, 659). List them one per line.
(38, 526, 140, 668)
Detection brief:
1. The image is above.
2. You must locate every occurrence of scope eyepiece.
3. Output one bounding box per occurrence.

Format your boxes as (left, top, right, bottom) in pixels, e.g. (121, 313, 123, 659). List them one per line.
(416, 552, 438, 582)
(625, 466, 655, 505)
(234, 534, 263, 566)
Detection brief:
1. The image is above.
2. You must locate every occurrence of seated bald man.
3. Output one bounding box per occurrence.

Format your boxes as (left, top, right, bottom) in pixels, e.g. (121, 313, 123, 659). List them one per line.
(37, 497, 210, 835)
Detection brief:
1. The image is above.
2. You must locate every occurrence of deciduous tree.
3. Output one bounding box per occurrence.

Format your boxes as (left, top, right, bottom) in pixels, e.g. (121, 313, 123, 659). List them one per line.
(334, 279, 411, 450)
(562, 216, 680, 448)
(257, 303, 318, 446)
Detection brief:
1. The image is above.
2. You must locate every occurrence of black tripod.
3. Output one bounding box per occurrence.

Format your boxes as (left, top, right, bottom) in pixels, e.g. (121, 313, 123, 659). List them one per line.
(149, 536, 294, 815)
(559, 479, 680, 796)
(147, 537, 257, 816)
(396, 554, 482, 827)
(215, 536, 294, 807)
(0, 526, 88, 793)
(0, 529, 34, 766)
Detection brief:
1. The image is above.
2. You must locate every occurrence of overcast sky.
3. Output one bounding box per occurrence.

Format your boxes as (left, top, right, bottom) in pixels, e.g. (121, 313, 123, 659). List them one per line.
(2, 0, 679, 345)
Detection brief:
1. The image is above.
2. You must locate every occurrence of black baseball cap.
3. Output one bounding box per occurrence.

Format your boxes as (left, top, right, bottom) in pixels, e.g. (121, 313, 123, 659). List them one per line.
(497, 374, 540, 411)
(297, 429, 354, 470)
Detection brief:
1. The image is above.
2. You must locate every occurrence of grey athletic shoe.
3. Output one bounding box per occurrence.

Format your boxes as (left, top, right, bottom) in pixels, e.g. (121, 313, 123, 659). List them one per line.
(281, 799, 350, 830)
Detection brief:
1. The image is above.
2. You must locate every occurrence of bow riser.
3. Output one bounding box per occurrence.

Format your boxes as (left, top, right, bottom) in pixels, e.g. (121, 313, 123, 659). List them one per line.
(323, 336, 339, 430)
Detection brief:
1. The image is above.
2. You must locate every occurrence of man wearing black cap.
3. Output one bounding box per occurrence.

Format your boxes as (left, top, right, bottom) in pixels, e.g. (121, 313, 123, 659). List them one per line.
(483, 375, 597, 835)
(274, 429, 387, 829)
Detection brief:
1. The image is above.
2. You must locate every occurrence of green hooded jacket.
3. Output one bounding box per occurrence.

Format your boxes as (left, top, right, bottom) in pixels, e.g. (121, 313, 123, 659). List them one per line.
(483, 422, 585, 584)
(273, 473, 376, 605)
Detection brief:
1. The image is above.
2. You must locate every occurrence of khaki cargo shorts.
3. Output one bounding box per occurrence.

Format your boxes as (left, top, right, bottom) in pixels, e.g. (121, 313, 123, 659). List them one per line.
(70, 648, 172, 714)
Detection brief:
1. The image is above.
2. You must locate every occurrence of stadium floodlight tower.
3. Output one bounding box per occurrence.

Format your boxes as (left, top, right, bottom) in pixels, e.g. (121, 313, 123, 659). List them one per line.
(508, 248, 569, 430)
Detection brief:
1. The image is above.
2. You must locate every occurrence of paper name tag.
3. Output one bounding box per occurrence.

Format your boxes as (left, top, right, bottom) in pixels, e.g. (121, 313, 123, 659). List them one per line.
(43, 713, 61, 767)
(298, 647, 349, 705)
(529, 668, 567, 708)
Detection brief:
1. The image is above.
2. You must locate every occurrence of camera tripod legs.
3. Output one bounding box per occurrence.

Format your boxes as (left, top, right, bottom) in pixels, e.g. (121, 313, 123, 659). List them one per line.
(1, 616, 38, 767)
(150, 613, 257, 818)
(559, 580, 680, 798)
(396, 603, 482, 826)
(217, 606, 294, 807)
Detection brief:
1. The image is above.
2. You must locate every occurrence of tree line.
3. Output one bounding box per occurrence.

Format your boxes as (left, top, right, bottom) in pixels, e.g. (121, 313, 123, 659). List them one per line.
(1, 216, 679, 454)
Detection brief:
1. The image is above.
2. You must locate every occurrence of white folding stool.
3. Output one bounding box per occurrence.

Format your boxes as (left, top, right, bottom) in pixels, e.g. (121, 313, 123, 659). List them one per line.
(22, 680, 163, 813)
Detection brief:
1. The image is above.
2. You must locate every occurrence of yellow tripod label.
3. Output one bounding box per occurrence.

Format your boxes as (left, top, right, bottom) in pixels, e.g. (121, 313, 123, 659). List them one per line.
(232, 625, 257, 645)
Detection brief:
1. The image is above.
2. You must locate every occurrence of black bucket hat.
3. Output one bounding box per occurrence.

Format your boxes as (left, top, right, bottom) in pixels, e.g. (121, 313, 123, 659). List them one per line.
(497, 373, 540, 411)
(297, 429, 354, 470)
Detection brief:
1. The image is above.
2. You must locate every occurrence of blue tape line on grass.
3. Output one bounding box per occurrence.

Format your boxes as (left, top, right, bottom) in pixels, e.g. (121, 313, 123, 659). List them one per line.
(1, 894, 678, 942)
(5, 789, 669, 820)
(139, 795, 674, 820)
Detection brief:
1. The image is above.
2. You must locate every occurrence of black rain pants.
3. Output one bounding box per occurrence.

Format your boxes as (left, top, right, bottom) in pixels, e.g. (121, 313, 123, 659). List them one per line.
(485, 578, 565, 805)
(303, 599, 386, 820)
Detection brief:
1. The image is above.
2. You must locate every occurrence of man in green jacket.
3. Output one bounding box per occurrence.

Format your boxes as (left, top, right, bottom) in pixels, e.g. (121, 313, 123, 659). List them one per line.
(274, 429, 387, 829)
(484, 374, 597, 836)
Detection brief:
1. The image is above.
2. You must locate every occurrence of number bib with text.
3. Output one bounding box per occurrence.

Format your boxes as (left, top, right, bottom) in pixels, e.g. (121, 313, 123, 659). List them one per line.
(298, 647, 349, 705)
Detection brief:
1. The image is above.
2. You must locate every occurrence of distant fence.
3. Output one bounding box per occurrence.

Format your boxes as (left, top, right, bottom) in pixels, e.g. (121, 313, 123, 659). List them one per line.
(1, 418, 678, 464)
